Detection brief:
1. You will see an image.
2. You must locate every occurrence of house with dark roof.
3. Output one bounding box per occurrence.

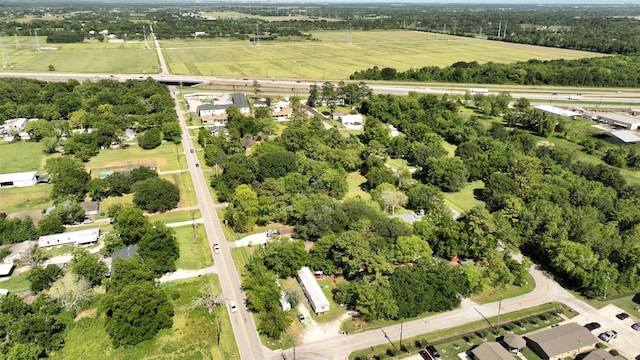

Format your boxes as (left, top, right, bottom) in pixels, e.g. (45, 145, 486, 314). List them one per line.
(471, 342, 514, 360)
(196, 93, 250, 125)
(525, 323, 598, 360)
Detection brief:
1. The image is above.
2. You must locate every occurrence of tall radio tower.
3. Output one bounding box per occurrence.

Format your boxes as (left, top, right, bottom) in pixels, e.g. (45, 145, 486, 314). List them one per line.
(1, 36, 12, 68)
(15, 32, 21, 49)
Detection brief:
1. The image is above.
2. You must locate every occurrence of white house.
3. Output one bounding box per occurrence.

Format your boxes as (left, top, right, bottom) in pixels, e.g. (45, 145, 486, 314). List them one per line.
(38, 228, 100, 248)
(297, 267, 330, 314)
(338, 114, 364, 130)
(1, 118, 27, 134)
(0, 171, 38, 188)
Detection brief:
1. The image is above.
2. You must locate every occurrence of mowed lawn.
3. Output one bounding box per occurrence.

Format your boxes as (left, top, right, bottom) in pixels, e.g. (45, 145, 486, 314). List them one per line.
(5, 37, 159, 74)
(161, 30, 604, 79)
(51, 276, 240, 360)
(0, 141, 49, 173)
(174, 224, 213, 270)
(86, 143, 184, 174)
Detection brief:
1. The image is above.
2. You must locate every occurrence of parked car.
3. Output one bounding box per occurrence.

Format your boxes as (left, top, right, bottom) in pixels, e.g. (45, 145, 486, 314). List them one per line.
(190, 148, 194, 153)
(426, 345, 441, 360)
(419, 350, 432, 360)
(632, 322, 640, 331)
(213, 244, 221, 254)
(229, 301, 237, 313)
(584, 322, 601, 331)
(598, 330, 618, 342)
(616, 312, 630, 320)
(195, 163, 200, 168)
(297, 313, 306, 324)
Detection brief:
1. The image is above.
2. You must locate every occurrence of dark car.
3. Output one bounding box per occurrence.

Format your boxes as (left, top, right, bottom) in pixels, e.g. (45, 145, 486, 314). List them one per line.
(584, 322, 601, 331)
(418, 350, 432, 360)
(190, 149, 194, 153)
(195, 163, 200, 168)
(616, 312, 630, 320)
(632, 322, 640, 331)
(426, 345, 440, 360)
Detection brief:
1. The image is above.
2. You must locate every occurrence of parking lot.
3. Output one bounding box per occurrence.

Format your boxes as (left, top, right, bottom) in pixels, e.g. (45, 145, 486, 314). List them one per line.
(570, 304, 640, 359)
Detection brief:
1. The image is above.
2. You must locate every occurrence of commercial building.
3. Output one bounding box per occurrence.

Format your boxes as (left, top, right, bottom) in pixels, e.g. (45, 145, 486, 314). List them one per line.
(525, 323, 598, 360)
(38, 228, 101, 248)
(597, 112, 640, 131)
(297, 267, 330, 314)
(534, 105, 580, 119)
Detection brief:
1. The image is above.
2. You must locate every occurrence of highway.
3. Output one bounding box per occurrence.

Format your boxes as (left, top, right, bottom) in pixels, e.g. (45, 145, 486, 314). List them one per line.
(171, 88, 268, 359)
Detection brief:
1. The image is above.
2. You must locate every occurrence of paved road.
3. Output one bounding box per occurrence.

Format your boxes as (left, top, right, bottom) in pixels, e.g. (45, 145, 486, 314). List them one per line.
(150, 28, 169, 76)
(171, 88, 268, 359)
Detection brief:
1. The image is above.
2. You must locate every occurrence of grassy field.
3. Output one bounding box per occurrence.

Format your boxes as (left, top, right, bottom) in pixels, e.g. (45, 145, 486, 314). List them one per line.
(85, 143, 184, 174)
(4, 37, 159, 74)
(0, 184, 53, 213)
(174, 224, 214, 270)
(161, 30, 603, 79)
(51, 276, 240, 360)
(161, 172, 198, 208)
(442, 180, 485, 214)
(0, 141, 48, 173)
(0, 271, 30, 293)
(148, 210, 201, 224)
(344, 172, 370, 200)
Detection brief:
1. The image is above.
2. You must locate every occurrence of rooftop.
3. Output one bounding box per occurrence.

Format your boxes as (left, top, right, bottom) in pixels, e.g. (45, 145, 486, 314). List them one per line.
(471, 342, 514, 360)
(0, 263, 15, 276)
(534, 104, 581, 117)
(599, 112, 640, 125)
(297, 267, 330, 309)
(608, 130, 640, 143)
(525, 322, 598, 358)
(0, 171, 37, 184)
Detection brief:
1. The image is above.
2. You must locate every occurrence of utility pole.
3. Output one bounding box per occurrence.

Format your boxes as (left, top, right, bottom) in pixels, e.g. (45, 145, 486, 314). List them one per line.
(603, 273, 610, 301)
(400, 318, 403, 349)
(496, 297, 503, 329)
(498, 21, 502, 37)
(503, 22, 507, 37)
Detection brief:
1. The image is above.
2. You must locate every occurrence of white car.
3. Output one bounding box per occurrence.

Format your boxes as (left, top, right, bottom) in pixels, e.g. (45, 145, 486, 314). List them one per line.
(229, 301, 237, 313)
(213, 244, 221, 254)
(598, 330, 618, 342)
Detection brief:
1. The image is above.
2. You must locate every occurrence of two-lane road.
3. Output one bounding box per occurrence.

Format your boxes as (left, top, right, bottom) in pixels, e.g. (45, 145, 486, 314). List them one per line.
(171, 88, 268, 359)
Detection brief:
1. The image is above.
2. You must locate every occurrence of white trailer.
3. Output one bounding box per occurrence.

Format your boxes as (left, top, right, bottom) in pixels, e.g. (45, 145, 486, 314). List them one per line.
(469, 88, 489, 94)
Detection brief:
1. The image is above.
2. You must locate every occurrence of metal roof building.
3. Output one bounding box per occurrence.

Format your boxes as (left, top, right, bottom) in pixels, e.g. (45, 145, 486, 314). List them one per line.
(534, 105, 580, 118)
(0, 263, 15, 277)
(598, 112, 640, 131)
(38, 228, 100, 248)
(297, 266, 330, 314)
(0, 171, 38, 188)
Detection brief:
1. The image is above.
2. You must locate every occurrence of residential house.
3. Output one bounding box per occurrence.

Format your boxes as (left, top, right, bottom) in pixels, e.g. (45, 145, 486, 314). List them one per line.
(38, 228, 101, 248)
(471, 342, 514, 360)
(525, 323, 598, 360)
(583, 349, 624, 360)
(338, 114, 364, 130)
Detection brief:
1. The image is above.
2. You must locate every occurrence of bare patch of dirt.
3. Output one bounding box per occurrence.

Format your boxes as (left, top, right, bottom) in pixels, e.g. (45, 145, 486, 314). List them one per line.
(7, 210, 43, 223)
(74, 308, 97, 321)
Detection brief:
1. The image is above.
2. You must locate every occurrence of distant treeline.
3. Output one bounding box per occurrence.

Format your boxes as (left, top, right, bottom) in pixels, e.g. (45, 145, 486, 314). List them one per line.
(350, 56, 640, 87)
(46, 31, 84, 44)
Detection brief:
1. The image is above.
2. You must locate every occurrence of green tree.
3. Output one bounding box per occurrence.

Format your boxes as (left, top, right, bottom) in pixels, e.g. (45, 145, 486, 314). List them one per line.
(44, 157, 90, 201)
(47, 272, 93, 310)
(102, 281, 174, 347)
(70, 249, 108, 287)
(138, 223, 180, 276)
(131, 177, 180, 213)
(27, 265, 63, 293)
(138, 127, 162, 149)
(161, 122, 181, 143)
(111, 204, 152, 245)
(38, 214, 64, 236)
(226, 184, 259, 232)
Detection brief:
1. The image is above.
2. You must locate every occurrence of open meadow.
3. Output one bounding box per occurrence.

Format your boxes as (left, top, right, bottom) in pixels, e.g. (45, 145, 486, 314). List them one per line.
(86, 142, 184, 174)
(1, 36, 159, 74)
(161, 30, 604, 79)
(0, 141, 48, 173)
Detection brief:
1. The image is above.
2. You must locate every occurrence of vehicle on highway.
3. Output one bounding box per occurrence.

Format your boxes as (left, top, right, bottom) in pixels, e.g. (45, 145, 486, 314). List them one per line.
(229, 301, 237, 313)
(584, 322, 601, 331)
(632, 322, 640, 331)
(190, 148, 194, 153)
(298, 313, 306, 324)
(426, 345, 441, 359)
(195, 163, 200, 168)
(598, 330, 618, 342)
(213, 244, 221, 254)
(419, 349, 432, 360)
(616, 312, 630, 320)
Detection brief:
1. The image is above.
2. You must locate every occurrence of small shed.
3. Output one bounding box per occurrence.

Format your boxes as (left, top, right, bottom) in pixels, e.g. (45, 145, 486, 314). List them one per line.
(82, 201, 100, 216)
